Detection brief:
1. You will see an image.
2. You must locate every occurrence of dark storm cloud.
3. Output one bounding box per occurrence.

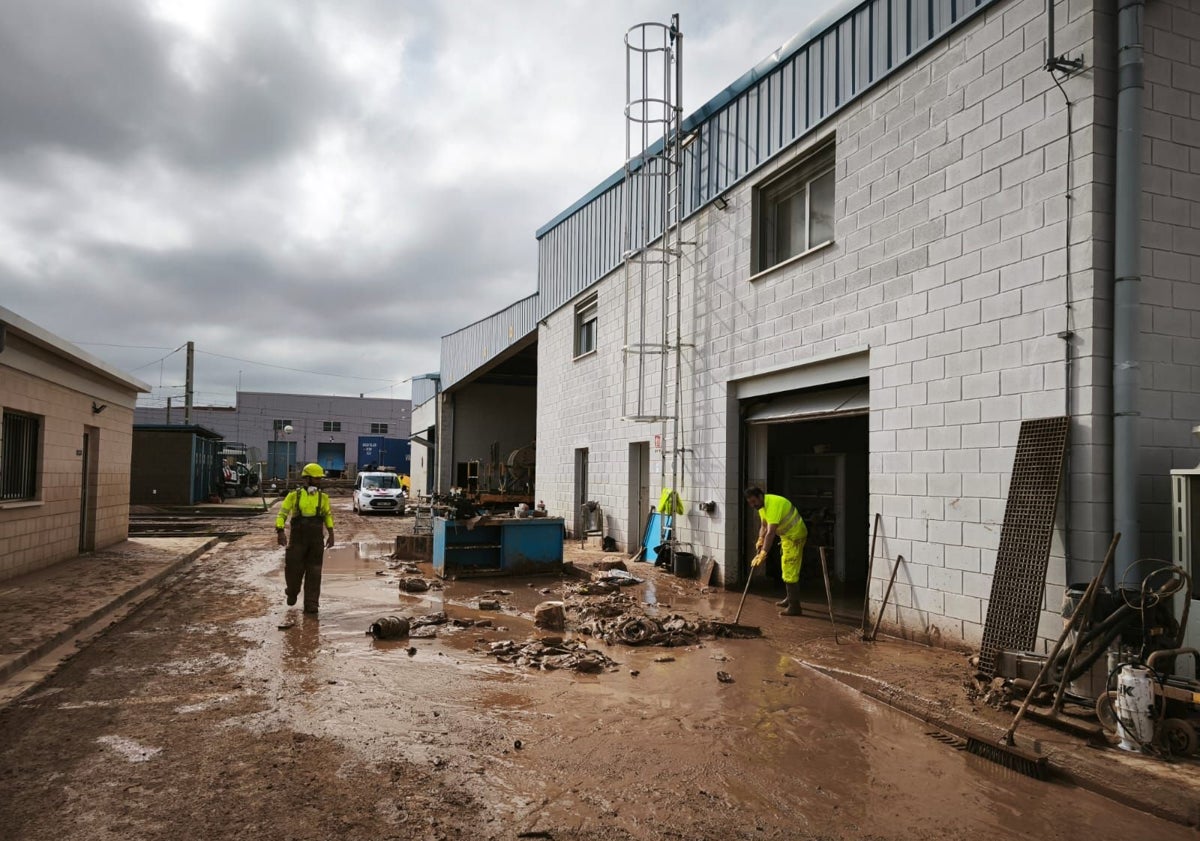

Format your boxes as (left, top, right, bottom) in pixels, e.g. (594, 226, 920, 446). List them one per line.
(0, 0, 824, 403)
(0, 0, 347, 174)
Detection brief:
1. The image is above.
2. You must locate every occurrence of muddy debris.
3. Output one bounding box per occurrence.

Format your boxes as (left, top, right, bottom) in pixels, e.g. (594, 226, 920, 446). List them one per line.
(717, 671, 734, 683)
(576, 612, 759, 647)
(596, 569, 642, 586)
(411, 611, 448, 629)
(367, 615, 410, 639)
(533, 601, 565, 631)
(410, 626, 438, 639)
(477, 599, 502, 611)
(485, 638, 619, 673)
(399, 577, 437, 593)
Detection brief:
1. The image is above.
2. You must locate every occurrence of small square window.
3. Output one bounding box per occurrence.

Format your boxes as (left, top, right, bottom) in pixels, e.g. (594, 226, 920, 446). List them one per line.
(370, 423, 389, 435)
(574, 294, 598, 358)
(1, 409, 41, 501)
(754, 144, 835, 274)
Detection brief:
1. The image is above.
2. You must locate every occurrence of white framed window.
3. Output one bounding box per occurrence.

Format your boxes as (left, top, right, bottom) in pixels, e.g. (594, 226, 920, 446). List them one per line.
(370, 423, 389, 434)
(753, 144, 835, 274)
(574, 294, 598, 358)
(1, 409, 41, 501)
(322, 421, 341, 432)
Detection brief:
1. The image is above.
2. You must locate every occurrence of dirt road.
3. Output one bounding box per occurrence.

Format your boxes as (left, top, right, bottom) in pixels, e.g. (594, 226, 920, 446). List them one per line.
(0, 501, 1194, 840)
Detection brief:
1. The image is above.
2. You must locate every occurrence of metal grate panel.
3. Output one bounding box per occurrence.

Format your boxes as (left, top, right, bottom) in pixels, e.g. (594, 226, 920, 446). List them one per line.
(978, 416, 1070, 676)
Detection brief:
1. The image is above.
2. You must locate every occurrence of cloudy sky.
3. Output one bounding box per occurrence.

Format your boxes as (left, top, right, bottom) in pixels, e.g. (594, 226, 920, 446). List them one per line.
(1, 0, 829, 407)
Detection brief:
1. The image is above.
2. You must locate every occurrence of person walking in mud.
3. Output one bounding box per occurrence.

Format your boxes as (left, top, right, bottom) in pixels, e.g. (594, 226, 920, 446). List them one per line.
(745, 486, 807, 616)
(276, 463, 335, 614)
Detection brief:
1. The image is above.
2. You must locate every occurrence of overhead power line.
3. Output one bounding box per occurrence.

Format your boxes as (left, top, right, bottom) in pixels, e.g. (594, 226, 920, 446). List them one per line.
(73, 340, 407, 386)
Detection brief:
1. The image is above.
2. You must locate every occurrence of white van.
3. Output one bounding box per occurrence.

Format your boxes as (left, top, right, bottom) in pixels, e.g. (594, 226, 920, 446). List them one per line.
(352, 471, 407, 515)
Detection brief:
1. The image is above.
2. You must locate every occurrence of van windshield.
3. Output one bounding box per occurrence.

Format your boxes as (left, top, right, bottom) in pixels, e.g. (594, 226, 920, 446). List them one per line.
(362, 475, 400, 489)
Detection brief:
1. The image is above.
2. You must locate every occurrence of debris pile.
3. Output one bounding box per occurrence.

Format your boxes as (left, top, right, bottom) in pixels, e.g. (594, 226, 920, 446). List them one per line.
(575, 612, 758, 646)
(484, 637, 619, 673)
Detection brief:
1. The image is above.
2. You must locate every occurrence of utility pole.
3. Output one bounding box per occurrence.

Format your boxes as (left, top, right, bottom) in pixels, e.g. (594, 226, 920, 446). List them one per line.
(185, 341, 194, 425)
(166, 396, 172, 424)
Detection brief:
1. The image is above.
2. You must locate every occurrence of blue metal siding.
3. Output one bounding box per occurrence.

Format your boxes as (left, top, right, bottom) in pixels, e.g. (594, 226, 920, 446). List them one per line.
(440, 294, 539, 390)
(534, 0, 1001, 319)
(411, 375, 439, 407)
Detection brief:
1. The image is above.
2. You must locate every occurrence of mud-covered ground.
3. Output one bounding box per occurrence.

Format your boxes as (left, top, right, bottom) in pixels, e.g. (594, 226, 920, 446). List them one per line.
(0, 500, 1195, 841)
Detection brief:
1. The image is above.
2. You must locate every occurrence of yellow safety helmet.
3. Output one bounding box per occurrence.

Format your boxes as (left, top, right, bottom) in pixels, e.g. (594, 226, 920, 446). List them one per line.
(301, 463, 325, 478)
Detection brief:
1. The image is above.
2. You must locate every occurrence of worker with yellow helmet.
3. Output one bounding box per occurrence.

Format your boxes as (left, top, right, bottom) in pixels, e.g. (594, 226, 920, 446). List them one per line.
(745, 486, 808, 617)
(275, 463, 335, 613)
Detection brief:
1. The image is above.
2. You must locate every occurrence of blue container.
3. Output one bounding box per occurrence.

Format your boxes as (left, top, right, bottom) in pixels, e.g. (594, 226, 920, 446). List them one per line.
(358, 437, 411, 472)
(433, 517, 564, 578)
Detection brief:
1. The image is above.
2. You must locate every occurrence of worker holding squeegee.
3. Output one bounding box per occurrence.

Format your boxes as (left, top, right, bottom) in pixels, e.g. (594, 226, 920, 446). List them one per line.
(745, 487, 808, 616)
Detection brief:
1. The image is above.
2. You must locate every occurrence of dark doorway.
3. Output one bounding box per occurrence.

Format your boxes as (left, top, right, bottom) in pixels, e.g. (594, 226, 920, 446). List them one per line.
(743, 410, 869, 615)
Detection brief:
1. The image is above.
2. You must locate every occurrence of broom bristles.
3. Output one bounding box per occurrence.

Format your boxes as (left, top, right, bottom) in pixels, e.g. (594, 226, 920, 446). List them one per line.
(964, 736, 1050, 780)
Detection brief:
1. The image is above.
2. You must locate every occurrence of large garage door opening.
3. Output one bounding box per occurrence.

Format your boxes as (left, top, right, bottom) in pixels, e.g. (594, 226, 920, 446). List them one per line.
(742, 382, 869, 615)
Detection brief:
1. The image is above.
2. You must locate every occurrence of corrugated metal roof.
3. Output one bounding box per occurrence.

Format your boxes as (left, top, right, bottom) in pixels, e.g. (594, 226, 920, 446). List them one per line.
(440, 294, 539, 390)
(411, 373, 440, 407)
(535, 0, 999, 319)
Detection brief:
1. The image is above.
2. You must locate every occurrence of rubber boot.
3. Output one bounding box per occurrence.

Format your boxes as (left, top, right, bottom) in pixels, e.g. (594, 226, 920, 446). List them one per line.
(779, 583, 802, 616)
(775, 592, 789, 607)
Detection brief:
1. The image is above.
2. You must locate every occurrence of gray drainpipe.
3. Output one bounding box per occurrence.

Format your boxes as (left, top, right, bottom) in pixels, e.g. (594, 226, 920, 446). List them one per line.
(1113, 0, 1144, 588)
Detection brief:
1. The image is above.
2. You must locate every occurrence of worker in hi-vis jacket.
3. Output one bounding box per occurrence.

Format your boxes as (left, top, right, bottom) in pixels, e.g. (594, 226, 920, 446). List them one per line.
(276, 463, 335, 614)
(745, 486, 808, 616)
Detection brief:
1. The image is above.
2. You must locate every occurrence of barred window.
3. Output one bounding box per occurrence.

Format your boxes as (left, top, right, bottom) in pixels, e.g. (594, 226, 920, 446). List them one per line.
(370, 423, 388, 434)
(322, 421, 341, 432)
(1, 409, 40, 501)
(272, 419, 292, 431)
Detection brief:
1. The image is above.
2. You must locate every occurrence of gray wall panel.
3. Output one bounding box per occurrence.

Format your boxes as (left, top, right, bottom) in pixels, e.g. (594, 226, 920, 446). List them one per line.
(441, 294, 539, 390)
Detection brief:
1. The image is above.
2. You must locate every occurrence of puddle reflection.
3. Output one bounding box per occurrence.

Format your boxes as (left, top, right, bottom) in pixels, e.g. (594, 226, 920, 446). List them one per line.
(281, 613, 321, 674)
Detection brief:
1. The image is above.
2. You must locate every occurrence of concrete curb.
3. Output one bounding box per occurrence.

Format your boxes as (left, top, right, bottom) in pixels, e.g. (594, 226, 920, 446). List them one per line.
(798, 658, 1200, 829)
(0, 537, 221, 685)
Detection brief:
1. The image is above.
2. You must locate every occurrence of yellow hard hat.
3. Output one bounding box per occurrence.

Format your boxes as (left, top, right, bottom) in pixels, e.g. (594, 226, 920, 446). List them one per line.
(301, 463, 325, 478)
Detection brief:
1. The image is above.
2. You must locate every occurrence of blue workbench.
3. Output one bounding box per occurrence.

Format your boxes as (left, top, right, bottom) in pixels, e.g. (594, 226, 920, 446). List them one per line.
(432, 516, 565, 578)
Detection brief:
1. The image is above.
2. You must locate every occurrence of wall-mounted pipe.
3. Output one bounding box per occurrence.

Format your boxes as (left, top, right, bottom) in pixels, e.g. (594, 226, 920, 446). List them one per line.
(1113, 0, 1144, 586)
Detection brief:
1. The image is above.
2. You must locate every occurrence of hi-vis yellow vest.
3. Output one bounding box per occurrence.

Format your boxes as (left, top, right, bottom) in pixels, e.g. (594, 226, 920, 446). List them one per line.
(759, 494, 806, 541)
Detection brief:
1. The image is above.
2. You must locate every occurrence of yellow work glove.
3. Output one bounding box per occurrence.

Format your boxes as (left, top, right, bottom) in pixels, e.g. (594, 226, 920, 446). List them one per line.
(751, 550, 767, 568)
(755, 537, 763, 553)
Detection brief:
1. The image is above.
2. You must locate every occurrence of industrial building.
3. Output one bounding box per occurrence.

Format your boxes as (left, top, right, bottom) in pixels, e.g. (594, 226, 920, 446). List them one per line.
(135, 391, 412, 480)
(423, 0, 1199, 653)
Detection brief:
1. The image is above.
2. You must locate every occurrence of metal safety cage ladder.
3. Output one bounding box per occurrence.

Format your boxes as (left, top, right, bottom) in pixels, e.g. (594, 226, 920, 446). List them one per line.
(621, 16, 683, 427)
(620, 15, 691, 556)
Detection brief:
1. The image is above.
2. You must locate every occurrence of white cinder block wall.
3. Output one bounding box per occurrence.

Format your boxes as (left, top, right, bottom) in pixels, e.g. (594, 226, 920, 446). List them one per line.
(1140, 0, 1200, 557)
(536, 0, 1200, 650)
